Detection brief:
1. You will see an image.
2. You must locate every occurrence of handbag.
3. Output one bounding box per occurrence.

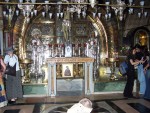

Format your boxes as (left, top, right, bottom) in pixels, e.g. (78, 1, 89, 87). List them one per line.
(5, 63, 16, 76)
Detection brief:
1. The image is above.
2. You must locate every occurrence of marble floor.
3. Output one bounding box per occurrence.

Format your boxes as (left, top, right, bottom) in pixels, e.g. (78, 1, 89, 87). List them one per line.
(0, 93, 150, 113)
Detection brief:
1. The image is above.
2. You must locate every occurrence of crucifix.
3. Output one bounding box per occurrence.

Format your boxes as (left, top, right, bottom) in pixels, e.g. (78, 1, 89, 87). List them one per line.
(62, 7, 71, 43)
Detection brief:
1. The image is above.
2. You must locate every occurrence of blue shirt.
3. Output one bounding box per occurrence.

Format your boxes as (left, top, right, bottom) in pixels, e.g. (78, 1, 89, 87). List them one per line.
(4, 54, 20, 71)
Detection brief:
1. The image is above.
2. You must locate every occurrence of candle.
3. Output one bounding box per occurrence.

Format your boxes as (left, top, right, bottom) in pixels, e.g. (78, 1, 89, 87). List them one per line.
(86, 43, 89, 56)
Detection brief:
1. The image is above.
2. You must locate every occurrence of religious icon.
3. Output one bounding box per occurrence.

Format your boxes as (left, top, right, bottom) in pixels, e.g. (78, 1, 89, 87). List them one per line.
(134, 29, 149, 46)
(62, 64, 73, 77)
(65, 44, 72, 57)
(64, 66, 71, 76)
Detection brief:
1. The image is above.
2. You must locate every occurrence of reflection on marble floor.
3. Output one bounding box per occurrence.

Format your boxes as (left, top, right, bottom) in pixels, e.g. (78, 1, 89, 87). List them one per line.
(0, 94, 150, 113)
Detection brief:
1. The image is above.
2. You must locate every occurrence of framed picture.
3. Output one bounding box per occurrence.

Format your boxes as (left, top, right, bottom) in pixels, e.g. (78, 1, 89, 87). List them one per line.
(65, 44, 72, 57)
(62, 64, 73, 77)
(75, 24, 87, 36)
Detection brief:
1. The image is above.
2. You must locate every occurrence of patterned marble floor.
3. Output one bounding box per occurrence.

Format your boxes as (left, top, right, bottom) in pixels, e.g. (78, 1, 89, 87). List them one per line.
(0, 93, 150, 113)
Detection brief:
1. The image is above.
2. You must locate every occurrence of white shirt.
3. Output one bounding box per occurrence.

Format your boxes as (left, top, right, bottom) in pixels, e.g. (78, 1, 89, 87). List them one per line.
(4, 54, 20, 71)
(67, 103, 92, 113)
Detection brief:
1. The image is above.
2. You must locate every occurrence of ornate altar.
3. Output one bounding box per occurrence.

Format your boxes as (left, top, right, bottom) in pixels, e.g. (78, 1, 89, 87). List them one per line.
(46, 57, 94, 96)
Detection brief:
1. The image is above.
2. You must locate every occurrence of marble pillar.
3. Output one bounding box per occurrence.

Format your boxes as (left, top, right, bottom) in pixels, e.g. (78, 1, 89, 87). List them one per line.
(0, 6, 4, 55)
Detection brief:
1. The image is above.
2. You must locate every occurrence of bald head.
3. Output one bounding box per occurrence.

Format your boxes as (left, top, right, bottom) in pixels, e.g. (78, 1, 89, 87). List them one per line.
(79, 98, 92, 109)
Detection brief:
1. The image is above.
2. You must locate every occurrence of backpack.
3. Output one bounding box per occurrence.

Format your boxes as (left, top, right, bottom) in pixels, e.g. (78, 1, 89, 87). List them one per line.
(119, 61, 128, 76)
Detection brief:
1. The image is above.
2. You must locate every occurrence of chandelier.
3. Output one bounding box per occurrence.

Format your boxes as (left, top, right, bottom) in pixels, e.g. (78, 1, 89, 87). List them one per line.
(60, 0, 96, 19)
(3, 0, 37, 24)
(17, 0, 36, 23)
(1, 0, 150, 24)
(69, 0, 88, 18)
(112, 0, 126, 21)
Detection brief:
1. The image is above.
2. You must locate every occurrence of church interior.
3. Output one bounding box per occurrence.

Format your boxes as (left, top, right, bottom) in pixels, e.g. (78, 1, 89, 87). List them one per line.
(0, 0, 150, 113)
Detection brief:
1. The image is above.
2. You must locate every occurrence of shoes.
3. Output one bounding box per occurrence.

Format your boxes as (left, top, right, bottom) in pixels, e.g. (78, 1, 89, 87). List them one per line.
(124, 96, 139, 99)
(129, 96, 137, 98)
(129, 96, 140, 99)
(7, 100, 16, 105)
(123, 96, 128, 99)
(123, 96, 129, 99)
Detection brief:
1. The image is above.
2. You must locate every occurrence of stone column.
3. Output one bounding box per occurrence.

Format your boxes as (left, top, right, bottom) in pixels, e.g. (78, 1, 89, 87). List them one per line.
(0, 6, 4, 55)
(84, 62, 94, 95)
(48, 62, 56, 97)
